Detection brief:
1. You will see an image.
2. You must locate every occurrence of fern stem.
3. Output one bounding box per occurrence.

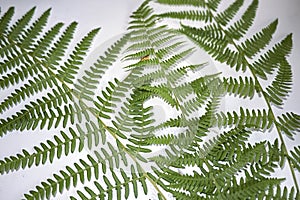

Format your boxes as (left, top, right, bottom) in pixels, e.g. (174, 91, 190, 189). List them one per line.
(204, 3, 299, 192)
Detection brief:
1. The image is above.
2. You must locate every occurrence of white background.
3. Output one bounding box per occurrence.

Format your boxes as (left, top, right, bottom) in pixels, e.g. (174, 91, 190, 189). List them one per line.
(0, 0, 299, 199)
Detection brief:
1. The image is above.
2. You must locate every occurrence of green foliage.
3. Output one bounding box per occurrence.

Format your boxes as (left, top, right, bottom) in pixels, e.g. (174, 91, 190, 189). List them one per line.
(0, 0, 299, 199)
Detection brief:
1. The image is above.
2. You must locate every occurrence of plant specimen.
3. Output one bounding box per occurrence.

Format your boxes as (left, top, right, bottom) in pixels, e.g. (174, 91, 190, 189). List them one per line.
(0, 0, 299, 199)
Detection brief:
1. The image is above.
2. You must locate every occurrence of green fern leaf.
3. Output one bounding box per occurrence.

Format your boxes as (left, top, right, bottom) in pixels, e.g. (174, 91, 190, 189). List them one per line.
(7, 7, 36, 41)
(251, 33, 293, 79)
(57, 27, 100, 84)
(73, 34, 129, 102)
(157, 0, 206, 7)
(159, 10, 212, 22)
(276, 112, 300, 138)
(206, 0, 222, 11)
(264, 59, 292, 106)
(289, 146, 300, 171)
(215, 108, 273, 130)
(0, 7, 14, 35)
(43, 22, 77, 69)
(223, 76, 259, 99)
(215, 0, 244, 26)
(1, 1, 299, 199)
(20, 8, 51, 50)
(226, 0, 258, 40)
(240, 19, 278, 58)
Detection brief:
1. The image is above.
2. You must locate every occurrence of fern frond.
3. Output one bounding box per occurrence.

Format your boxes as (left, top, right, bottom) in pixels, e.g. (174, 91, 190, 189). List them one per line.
(0, 102, 80, 137)
(151, 126, 247, 169)
(206, 0, 222, 11)
(205, 127, 251, 160)
(23, 154, 102, 199)
(128, 25, 168, 41)
(0, 1, 298, 199)
(152, 33, 180, 48)
(0, 7, 14, 35)
(74, 34, 129, 101)
(24, 160, 145, 200)
(109, 70, 146, 135)
(150, 116, 183, 133)
(7, 7, 36, 41)
(129, 12, 157, 26)
(0, 10, 61, 73)
(0, 86, 74, 137)
(122, 48, 155, 61)
(127, 88, 155, 133)
(214, 0, 244, 26)
(0, 125, 98, 174)
(245, 140, 281, 179)
(145, 132, 194, 147)
(265, 59, 292, 106)
(222, 76, 259, 99)
(94, 79, 123, 120)
(0, 36, 20, 58)
(0, 22, 79, 114)
(130, 0, 152, 19)
(181, 90, 211, 116)
(182, 74, 221, 109)
(182, 18, 247, 70)
(219, 178, 283, 200)
(0, 23, 63, 75)
(289, 146, 300, 171)
(42, 22, 77, 69)
(155, 41, 185, 60)
(156, 0, 206, 7)
(19, 8, 51, 50)
(72, 165, 148, 200)
(159, 0, 299, 193)
(263, 185, 299, 200)
(153, 129, 244, 168)
(92, 142, 129, 173)
(159, 10, 212, 23)
(57, 28, 100, 84)
(0, 49, 31, 74)
(161, 48, 194, 69)
(165, 170, 212, 192)
(226, 0, 258, 40)
(0, 61, 38, 89)
(0, 71, 57, 113)
(215, 108, 273, 130)
(155, 142, 280, 199)
(251, 34, 293, 79)
(139, 85, 178, 108)
(166, 67, 188, 87)
(32, 23, 64, 58)
(276, 112, 300, 139)
(125, 57, 159, 69)
(240, 19, 278, 58)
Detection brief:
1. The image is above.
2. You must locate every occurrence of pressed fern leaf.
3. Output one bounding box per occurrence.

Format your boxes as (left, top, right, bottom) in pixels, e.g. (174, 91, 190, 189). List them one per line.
(1, 0, 299, 199)
(73, 33, 129, 102)
(151, 134, 286, 199)
(155, 0, 300, 197)
(289, 146, 300, 171)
